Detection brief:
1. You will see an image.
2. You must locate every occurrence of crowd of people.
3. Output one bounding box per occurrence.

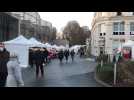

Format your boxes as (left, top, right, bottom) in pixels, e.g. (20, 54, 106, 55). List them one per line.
(0, 44, 86, 87)
(58, 49, 75, 63)
(29, 47, 49, 78)
(78, 47, 85, 58)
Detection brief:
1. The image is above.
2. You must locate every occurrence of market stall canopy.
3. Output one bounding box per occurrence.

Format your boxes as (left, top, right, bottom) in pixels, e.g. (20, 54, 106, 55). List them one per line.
(29, 37, 46, 47)
(52, 44, 59, 49)
(4, 35, 34, 68)
(44, 43, 52, 48)
(4, 35, 33, 46)
(59, 45, 66, 50)
(69, 45, 81, 52)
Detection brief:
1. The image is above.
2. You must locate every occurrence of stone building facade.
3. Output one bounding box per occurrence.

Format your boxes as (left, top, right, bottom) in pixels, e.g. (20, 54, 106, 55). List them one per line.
(91, 12, 134, 57)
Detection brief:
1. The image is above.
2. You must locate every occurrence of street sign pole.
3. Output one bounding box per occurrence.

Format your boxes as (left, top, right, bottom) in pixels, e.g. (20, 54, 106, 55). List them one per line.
(114, 52, 119, 85)
(114, 62, 117, 85)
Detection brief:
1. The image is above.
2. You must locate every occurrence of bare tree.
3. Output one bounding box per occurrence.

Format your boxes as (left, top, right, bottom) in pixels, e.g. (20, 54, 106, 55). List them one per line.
(51, 27, 57, 41)
(63, 20, 91, 46)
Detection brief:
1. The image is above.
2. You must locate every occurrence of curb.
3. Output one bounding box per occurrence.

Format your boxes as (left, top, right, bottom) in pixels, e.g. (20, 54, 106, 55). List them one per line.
(94, 67, 113, 87)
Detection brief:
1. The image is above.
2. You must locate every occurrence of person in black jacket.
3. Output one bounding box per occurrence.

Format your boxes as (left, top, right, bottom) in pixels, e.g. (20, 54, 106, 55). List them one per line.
(29, 49, 34, 68)
(58, 50, 64, 63)
(0, 48, 10, 87)
(64, 49, 70, 63)
(34, 48, 44, 78)
(43, 48, 49, 64)
(70, 49, 75, 62)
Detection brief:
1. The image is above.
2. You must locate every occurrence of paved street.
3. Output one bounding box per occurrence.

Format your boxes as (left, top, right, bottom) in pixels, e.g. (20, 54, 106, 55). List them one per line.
(22, 55, 102, 87)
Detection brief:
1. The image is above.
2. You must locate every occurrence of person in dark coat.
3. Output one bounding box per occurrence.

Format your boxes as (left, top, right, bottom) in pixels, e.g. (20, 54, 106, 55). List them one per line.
(113, 55, 116, 63)
(79, 47, 84, 58)
(0, 48, 10, 87)
(58, 50, 64, 63)
(64, 49, 70, 63)
(29, 49, 34, 68)
(70, 49, 75, 62)
(31, 49, 36, 67)
(34, 49, 44, 78)
(43, 48, 49, 64)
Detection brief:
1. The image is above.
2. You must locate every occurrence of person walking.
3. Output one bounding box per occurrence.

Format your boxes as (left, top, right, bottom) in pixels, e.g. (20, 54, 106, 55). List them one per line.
(35, 49, 44, 78)
(43, 48, 49, 65)
(29, 48, 34, 68)
(64, 49, 70, 63)
(70, 49, 75, 62)
(58, 49, 64, 64)
(6, 53, 24, 87)
(0, 47, 10, 87)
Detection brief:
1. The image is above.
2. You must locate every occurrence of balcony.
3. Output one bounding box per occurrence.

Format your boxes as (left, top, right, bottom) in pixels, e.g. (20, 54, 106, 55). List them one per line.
(113, 32, 125, 35)
(98, 40, 105, 43)
(130, 32, 134, 35)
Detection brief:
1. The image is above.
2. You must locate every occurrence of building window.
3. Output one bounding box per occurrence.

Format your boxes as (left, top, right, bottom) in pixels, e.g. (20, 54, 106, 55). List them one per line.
(113, 22, 119, 32)
(113, 22, 124, 35)
(103, 33, 106, 35)
(100, 33, 102, 36)
(120, 22, 124, 31)
(130, 22, 134, 31)
(117, 12, 122, 16)
(98, 24, 101, 32)
(130, 22, 134, 35)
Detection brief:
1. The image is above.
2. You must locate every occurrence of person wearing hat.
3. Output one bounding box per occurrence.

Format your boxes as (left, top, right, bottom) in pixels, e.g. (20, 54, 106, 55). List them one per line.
(6, 53, 24, 87)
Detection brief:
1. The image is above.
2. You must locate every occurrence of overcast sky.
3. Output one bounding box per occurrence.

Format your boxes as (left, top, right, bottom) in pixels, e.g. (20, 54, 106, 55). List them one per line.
(39, 12, 94, 33)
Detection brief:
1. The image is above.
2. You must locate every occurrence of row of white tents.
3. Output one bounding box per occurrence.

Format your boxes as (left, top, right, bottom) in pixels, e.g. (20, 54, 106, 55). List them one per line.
(3, 35, 66, 68)
(3, 35, 86, 68)
(69, 45, 86, 53)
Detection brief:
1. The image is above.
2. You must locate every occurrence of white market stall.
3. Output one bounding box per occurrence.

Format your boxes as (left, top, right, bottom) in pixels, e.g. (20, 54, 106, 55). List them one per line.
(4, 35, 34, 68)
(29, 37, 46, 47)
(69, 45, 81, 53)
(44, 43, 52, 50)
(51, 44, 59, 50)
(58, 45, 66, 51)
